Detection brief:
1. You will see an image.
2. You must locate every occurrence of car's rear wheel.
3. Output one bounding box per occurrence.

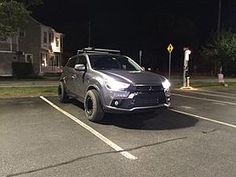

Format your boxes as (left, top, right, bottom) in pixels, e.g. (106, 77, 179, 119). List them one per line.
(84, 89, 104, 122)
(58, 81, 69, 103)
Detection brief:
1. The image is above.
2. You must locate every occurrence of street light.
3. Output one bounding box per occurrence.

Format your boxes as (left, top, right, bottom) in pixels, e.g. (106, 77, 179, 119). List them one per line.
(183, 48, 191, 88)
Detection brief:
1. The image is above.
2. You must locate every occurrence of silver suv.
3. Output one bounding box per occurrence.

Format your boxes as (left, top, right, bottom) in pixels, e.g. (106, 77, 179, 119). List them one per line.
(58, 48, 171, 122)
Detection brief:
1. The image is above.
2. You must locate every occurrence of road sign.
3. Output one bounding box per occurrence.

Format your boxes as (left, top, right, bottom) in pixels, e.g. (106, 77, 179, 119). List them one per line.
(167, 44, 174, 53)
(167, 43, 174, 80)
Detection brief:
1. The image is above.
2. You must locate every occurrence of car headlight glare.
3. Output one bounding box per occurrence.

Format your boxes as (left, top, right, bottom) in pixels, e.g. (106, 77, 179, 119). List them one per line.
(162, 79, 171, 91)
(105, 79, 130, 91)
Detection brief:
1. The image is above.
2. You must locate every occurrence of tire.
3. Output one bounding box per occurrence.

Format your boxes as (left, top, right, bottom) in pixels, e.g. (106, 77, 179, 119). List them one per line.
(84, 89, 104, 122)
(58, 81, 69, 103)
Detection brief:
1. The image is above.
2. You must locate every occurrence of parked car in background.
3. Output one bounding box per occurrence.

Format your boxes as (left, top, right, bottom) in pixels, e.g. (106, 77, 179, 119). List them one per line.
(58, 48, 171, 122)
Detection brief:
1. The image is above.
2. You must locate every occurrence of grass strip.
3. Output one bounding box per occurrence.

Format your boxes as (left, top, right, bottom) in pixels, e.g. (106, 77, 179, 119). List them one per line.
(0, 82, 235, 98)
(0, 86, 58, 98)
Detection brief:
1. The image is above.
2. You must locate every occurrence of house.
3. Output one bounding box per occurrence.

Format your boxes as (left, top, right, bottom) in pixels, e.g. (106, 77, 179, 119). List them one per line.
(0, 17, 63, 76)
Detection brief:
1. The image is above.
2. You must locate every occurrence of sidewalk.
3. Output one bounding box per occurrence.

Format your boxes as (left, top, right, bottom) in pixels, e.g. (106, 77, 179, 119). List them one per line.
(171, 76, 236, 93)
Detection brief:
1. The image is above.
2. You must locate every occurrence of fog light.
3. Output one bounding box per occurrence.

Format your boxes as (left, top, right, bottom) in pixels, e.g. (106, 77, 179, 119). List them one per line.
(114, 100, 119, 106)
(111, 100, 123, 107)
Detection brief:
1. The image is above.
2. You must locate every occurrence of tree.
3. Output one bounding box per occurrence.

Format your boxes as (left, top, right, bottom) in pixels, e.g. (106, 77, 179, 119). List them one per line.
(201, 29, 236, 76)
(0, 0, 42, 37)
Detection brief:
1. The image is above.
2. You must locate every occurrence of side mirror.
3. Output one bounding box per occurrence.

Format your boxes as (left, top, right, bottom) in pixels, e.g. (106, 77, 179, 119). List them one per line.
(74, 64, 86, 71)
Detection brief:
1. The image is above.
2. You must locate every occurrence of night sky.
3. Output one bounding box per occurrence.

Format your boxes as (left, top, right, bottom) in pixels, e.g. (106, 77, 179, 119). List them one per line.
(32, 0, 236, 71)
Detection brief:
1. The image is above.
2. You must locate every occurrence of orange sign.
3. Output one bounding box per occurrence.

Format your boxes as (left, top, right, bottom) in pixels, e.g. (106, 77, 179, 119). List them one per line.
(167, 44, 174, 53)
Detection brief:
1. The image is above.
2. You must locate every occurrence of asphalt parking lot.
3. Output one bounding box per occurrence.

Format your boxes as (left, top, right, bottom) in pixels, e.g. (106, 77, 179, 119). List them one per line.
(0, 89, 236, 177)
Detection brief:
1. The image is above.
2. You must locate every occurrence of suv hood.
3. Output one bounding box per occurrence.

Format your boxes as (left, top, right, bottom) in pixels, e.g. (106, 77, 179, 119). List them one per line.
(99, 70, 164, 85)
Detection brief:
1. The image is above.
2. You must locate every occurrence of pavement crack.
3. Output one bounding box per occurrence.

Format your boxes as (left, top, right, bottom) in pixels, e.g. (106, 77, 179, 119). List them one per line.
(202, 128, 218, 134)
(124, 136, 187, 152)
(6, 136, 187, 177)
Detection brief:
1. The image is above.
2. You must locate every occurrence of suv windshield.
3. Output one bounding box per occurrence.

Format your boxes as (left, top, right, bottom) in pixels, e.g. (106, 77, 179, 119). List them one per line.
(89, 55, 141, 71)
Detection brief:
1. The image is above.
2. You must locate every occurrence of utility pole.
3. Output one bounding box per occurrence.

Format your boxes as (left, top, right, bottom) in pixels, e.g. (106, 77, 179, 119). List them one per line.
(217, 0, 222, 40)
(139, 50, 142, 66)
(167, 44, 174, 81)
(88, 21, 91, 47)
(217, 0, 222, 74)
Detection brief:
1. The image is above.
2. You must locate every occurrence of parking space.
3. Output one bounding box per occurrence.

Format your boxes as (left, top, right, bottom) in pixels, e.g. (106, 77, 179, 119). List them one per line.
(0, 98, 125, 177)
(172, 89, 236, 126)
(0, 89, 236, 177)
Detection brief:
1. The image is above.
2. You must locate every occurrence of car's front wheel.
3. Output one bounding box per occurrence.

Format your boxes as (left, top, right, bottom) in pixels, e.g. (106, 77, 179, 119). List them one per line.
(58, 81, 69, 103)
(84, 89, 104, 122)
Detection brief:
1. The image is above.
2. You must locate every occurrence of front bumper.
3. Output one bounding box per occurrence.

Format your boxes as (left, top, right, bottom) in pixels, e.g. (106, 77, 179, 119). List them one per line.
(105, 103, 170, 112)
(103, 90, 171, 113)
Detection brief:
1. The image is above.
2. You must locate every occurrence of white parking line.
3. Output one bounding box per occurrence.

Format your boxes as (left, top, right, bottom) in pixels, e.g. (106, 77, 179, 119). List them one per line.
(40, 96, 137, 160)
(179, 91, 236, 99)
(171, 109, 236, 129)
(197, 90, 236, 97)
(174, 88, 236, 96)
(173, 93, 236, 106)
(211, 102, 226, 106)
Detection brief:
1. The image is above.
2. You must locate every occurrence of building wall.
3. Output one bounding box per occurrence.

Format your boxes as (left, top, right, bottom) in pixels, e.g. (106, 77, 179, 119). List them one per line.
(51, 32, 63, 53)
(0, 37, 17, 76)
(0, 52, 17, 76)
(18, 18, 41, 74)
(40, 26, 63, 74)
(0, 17, 63, 76)
(0, 36, 17, 51)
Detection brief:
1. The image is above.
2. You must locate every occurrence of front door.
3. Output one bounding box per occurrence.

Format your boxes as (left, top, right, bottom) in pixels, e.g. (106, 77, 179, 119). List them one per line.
(63, 56, 77, 94)
(72, 55, 88, 100)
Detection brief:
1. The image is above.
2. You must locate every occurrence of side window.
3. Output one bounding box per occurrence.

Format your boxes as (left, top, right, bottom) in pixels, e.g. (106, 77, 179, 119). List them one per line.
(66, 57, 76, 68)
(43, 32, 48, 43)
(0, 36, 7, 42)
(77, 56, 87, 65)
(49, 32, 54, 43)
(19, 30, 26, 38)
(25, 54, 33, 63)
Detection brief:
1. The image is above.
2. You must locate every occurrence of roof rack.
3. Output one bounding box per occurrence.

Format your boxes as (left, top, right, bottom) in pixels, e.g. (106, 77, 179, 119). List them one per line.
(77, 47, 121, 55)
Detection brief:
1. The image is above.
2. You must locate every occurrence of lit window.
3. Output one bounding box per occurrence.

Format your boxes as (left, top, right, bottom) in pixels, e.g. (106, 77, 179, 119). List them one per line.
(56, 37, 59, 47)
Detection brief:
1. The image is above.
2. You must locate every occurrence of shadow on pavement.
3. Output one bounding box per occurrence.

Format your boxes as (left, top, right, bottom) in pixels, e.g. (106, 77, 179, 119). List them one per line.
(70, 99, 84, 109)
(99, 109, 199, 130)
(69, 99, 198, 130)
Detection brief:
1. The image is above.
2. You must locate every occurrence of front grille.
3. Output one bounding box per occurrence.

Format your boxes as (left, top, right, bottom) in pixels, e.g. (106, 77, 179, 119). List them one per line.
(134, 92, 166, 107)
(135, 85, 163, 92)
(130, 85, 166, 107)
(111, 85, 167, 109)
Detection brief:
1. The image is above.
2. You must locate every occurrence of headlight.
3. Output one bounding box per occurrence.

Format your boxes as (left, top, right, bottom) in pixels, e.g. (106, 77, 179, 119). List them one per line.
(105, 78, 130, 91)
(162, 79, 171, 91)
